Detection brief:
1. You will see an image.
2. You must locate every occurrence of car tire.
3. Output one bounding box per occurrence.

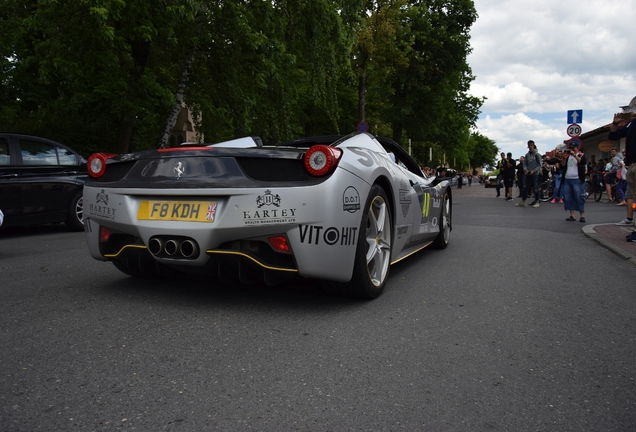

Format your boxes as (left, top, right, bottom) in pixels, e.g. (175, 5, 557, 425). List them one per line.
(432, 192, 451, 249)
(325, 184, 393, 299)
(66, 190, 84, 231)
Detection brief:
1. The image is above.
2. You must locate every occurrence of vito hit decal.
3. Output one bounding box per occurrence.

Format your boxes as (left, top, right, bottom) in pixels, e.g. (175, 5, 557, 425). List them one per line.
(299, 225, 358, 246)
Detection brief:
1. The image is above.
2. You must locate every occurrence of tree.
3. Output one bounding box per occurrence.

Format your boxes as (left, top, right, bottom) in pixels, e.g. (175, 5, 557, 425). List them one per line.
(0, 0, 487, 158)
(379, 0, 481, 150)
(1, 0, 205, 153)
(467, 131, 498, 170)
(184, 0, 360, 144)
(351, 0, 408, 126)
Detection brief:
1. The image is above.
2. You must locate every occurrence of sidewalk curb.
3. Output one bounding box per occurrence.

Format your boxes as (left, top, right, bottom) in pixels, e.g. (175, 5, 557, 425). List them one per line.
(582, 224, 636, 267)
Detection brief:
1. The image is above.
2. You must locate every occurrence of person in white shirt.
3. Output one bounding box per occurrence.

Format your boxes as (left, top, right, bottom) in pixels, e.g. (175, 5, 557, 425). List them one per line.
(562, 141, 587, 222)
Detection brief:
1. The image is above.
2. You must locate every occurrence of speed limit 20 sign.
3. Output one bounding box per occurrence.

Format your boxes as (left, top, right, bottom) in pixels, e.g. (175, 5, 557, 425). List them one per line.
(567, 123, 581, 137)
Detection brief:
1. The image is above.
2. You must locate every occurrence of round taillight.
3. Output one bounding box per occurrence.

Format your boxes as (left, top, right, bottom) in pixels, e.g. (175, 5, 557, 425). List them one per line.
(87, 153, 115, 178)
(304, 145, 342, 177)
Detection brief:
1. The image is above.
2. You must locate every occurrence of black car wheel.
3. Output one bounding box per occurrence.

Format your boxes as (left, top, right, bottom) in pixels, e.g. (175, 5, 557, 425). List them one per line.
(66, 191, 84, 231)
(325, 184, 393, 299)
(433, 193, 451, 249)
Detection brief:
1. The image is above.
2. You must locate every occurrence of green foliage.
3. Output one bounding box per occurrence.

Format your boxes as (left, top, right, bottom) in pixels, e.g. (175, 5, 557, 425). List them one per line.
(468, 131, 498, 169)
(0, 0, 488, 159)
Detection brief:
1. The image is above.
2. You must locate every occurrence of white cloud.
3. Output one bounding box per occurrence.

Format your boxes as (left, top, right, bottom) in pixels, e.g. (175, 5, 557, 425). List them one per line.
(468, 0, 636, 158)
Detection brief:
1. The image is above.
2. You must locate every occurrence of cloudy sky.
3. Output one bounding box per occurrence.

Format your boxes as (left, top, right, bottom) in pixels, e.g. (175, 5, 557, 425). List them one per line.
(467, 0, 636, 158)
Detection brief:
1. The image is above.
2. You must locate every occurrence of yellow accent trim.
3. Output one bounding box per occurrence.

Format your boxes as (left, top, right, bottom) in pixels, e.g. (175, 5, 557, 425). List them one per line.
(422, 192, 430, 217)
(206, 250, 298, 273)
(390, 241, 433, 265)
(103, 244, 147, 258)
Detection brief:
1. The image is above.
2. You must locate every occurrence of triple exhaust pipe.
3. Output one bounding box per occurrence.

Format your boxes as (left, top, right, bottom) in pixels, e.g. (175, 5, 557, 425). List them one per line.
(148, 236, 199, 259)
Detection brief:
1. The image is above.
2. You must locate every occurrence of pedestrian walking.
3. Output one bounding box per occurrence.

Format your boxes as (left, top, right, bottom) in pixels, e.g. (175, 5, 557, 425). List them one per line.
(515, 141, 542, 208)
(502, 152, 516, 201)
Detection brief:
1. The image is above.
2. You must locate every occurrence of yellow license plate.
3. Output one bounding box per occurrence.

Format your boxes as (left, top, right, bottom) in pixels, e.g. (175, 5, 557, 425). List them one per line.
(137, 200, 218, 222)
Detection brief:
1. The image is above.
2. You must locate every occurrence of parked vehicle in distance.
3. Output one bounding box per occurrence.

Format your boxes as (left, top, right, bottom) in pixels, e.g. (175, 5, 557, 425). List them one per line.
(83, 133, 453, 299)
(0, 133, 87, 230)
(484, 176, 498, 188)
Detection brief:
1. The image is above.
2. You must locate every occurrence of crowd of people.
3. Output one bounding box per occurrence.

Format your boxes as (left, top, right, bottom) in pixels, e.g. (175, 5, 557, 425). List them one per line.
(485, 110, 635, 241)
(491, 140, 627, 224)
(419, 107, 635, 242)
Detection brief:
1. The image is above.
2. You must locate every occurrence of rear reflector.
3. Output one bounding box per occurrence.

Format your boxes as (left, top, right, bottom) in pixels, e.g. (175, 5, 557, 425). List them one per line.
(268, 235, 291, 253)
(99, 226, 111, 242)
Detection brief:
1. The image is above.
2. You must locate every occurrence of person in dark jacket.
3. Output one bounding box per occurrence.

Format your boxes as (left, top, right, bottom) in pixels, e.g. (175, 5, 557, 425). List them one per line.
(502, 152, 516, 201)
(515, 140, 542, 208)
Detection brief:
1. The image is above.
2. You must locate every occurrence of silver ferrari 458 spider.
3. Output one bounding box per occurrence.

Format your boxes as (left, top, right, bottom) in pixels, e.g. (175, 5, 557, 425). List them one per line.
(84, 133, 452, 298)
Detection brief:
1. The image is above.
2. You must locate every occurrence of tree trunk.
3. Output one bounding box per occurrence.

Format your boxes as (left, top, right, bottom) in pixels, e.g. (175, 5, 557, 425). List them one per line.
(111, 40, 151, 154)
(358, 66, 366, 123)
(112, 113, 136, 154)
(392, 121, 403, 146)
(156, 51, 195, 148)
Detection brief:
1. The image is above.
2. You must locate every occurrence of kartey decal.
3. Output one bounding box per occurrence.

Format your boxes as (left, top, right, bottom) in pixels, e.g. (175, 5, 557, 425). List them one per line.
(256, 190, 281, 208)
(96, 189, 108, 205)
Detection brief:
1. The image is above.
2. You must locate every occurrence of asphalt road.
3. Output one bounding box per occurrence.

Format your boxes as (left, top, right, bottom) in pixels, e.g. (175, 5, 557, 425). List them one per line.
(1, 186, 635, 431)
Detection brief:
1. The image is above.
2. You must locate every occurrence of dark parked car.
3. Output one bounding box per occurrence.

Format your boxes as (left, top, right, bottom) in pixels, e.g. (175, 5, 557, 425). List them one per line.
(0, 133, 87, 230)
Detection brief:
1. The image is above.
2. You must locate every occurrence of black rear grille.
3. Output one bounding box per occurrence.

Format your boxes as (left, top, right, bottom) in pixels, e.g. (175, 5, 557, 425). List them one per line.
(237, 158, 313, 181)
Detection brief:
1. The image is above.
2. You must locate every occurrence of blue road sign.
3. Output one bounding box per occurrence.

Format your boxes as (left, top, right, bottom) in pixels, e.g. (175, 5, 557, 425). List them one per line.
(567, 110, 583, 124)
(566, 137, 582, 147)
(357, 121, 369, 132)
